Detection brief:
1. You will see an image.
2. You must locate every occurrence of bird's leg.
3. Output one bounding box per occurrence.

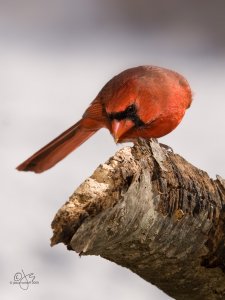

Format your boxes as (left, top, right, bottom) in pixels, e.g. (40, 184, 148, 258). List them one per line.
(135, 138, 173, 152)
(151, 138, 174, 152)
(159, 142, 174, 152)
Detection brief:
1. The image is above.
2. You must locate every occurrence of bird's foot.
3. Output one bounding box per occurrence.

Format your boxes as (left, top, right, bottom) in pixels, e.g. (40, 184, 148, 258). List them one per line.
(159, 143, 174, 153)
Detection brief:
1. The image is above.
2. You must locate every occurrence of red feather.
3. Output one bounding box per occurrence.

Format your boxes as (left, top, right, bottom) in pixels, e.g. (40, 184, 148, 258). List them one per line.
(17, 65, 192, 173)
(16, 121, 98, 173)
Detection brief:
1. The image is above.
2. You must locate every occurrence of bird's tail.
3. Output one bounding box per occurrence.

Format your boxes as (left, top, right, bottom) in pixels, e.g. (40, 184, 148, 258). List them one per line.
(16, 120, 97, 173)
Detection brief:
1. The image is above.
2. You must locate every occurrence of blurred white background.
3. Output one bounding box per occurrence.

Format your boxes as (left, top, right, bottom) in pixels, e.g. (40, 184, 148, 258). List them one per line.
(1, 1, 225, 299)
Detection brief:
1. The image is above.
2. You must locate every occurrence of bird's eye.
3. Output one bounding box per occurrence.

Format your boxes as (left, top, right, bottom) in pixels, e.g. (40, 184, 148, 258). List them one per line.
(108, 113, 114, 120)
(126, 104, 136, 113)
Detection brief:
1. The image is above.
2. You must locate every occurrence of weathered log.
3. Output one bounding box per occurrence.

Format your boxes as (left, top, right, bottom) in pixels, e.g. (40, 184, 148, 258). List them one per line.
(51, 139, 225, 300)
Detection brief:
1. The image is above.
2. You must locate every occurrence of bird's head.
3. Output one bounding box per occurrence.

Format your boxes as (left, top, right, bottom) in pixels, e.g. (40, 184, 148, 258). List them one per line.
(105, 100, 144, 142)
(104, 79, 146, 142)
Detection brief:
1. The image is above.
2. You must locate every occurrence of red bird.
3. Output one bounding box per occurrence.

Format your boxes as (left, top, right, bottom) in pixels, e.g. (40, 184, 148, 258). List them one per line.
(17, 66, 192, 173)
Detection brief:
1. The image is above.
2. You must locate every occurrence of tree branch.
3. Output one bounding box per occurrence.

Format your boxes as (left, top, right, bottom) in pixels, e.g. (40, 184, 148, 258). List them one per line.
(51, 139, 225, 300)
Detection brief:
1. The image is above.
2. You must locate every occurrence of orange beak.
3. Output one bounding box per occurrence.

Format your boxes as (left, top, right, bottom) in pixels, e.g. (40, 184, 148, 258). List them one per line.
(111, 119, 134, 143)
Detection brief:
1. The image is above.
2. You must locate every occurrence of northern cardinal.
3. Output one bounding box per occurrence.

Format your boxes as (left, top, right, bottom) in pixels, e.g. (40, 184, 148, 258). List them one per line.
(17, 65, 192, 173)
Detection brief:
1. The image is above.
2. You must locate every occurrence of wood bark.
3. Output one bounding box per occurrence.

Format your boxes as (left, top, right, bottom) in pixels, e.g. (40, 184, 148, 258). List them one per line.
(51, 139, 225, 300)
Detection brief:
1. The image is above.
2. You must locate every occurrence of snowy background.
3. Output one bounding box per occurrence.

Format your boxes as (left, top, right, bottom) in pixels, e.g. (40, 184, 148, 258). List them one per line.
(1, 1, 225, 299)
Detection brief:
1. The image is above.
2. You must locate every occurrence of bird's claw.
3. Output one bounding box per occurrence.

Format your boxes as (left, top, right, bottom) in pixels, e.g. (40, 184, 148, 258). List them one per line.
(159, 143, 174, 153)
